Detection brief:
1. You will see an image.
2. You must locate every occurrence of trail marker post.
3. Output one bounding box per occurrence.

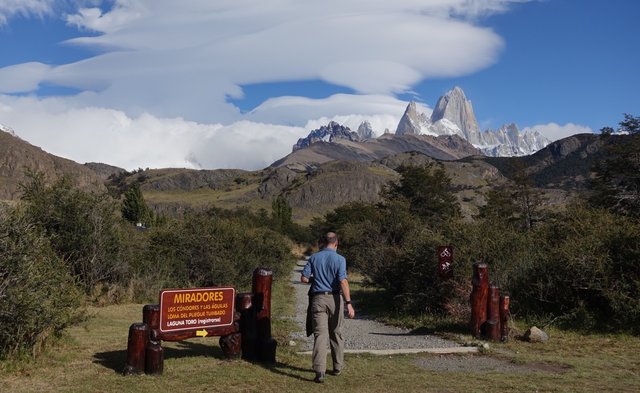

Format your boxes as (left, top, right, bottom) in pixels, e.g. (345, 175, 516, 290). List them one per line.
(123, 267, 276, 376)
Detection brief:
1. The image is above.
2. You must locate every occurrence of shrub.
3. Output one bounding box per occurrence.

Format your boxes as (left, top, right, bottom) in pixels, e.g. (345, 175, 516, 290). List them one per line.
(19, 173, 126, 293)
(143, 212, 293, 293)
(0, 210, 83, 358)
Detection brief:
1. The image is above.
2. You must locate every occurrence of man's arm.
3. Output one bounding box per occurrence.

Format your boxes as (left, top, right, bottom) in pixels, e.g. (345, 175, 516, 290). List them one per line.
(340, 279, 355, 319)
(301, 275, 309, 283)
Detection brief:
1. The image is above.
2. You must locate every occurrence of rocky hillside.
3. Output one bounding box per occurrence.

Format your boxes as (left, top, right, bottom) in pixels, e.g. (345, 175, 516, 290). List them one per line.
(0, 129, 105, 201)
(274, 130, 481, 171)
(0, 126, 612, 223)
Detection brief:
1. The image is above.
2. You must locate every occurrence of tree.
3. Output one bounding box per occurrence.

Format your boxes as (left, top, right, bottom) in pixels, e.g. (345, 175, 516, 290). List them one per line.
(271, 195, 292, 233)
(122, 184, 153, 226)
(590, 114, 640, 217)
(382, 163, 460, 223)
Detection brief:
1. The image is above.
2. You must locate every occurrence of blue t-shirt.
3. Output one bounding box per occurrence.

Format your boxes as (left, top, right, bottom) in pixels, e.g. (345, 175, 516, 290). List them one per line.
(302, 248, 347, 293)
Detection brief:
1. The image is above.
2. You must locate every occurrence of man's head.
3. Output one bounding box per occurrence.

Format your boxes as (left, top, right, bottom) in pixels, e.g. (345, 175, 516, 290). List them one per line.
(323, 232, 338, 249)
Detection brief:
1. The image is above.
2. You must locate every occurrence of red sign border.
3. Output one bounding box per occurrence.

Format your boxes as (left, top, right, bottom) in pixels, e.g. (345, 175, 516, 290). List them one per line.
(159, 287, 236, 333)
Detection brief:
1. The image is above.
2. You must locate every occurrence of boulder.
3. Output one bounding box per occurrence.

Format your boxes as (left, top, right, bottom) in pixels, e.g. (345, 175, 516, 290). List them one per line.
(524, 326, 549, 343)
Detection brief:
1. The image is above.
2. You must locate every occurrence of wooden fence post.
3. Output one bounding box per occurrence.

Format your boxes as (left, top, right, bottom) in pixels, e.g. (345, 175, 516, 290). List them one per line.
(237, 292, 257, 361)
(486, 285, 501, 341)
(253, 267, 277, 363)
(470, 263, 489, 338)
(500, 295, 510, 342)
(123, 323, 148, 375)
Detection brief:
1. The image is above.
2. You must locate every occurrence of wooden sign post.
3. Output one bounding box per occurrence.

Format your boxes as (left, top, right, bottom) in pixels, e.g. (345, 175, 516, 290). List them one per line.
(437, 246, 454, 279)
(123, 267, 276, 376)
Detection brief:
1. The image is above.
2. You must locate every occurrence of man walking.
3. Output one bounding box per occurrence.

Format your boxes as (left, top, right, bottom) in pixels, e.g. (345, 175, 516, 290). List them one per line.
(301, 232, 356, 383)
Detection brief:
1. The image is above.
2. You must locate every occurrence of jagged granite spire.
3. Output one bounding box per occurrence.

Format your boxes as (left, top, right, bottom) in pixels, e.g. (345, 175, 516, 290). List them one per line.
(396, 101, 431, 135)
(292, 121, 360, 152)
(357, 121, 374, 140)
(430, 86, 481, 144)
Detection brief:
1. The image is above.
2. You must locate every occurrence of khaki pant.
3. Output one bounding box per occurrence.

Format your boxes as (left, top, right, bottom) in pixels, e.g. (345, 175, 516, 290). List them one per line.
(311, 293, 344, 373)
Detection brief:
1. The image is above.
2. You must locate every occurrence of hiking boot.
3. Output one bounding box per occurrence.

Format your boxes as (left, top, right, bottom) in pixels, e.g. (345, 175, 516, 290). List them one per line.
(331, 369, 342, 376)
(314, 372, 325, 383)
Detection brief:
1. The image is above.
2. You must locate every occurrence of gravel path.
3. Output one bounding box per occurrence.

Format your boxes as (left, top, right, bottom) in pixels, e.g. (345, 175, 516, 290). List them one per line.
(289, 260, 463, 353)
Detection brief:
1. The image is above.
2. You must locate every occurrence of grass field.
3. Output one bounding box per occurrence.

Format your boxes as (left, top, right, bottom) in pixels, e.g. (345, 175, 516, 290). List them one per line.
(1, 274, 640, 392)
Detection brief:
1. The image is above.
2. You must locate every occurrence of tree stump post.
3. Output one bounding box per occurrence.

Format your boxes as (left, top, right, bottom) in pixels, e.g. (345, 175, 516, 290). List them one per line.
(500, 295, 510, 342)
(145, 341, 164, 375)
(237, 292, 257, 361)
(470, 263, 489, 338)
(142, 304, 163, 375)
(486, 285, 501, 341)
(252, 267, 277, 363)
(123, 323, 148, 375)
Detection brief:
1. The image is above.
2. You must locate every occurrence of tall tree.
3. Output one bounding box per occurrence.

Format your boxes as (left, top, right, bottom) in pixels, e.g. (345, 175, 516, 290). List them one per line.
(122, 184, 153, 225)
(590, 114, 640, 217)
(382, 163, 460, 223)
(271, 195, 292, 233)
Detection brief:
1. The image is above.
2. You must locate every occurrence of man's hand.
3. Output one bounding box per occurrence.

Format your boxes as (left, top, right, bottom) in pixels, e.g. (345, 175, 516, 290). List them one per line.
(346, 303, 355, 319)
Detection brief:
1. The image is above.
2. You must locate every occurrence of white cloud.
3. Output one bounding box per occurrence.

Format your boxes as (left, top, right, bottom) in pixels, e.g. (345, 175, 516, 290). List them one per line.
(0, 0, 514, 121)
(247, 94, 422, 127)
(0, 94, 306, 170)
(523, 122, 593, 142)
(0, 0, 54, 25)
(0, 62, 52, 93)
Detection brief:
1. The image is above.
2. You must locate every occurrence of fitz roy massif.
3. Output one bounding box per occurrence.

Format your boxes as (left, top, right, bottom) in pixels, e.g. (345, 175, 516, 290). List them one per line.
(295, 87, 550, 157)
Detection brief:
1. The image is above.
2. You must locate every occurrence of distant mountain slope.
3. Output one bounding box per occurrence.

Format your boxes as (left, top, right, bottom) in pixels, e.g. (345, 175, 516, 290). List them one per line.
(0, 129, 105, 201)
(477, 133, 604, 190)
(273, 130, 481, 170)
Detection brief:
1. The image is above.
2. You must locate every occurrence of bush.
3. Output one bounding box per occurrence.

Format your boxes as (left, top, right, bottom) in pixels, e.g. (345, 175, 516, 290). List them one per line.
(0, 210, 83, 358)
(510, 205, 640, 332)
(142, 211, 293, 293)
(19, 173, 126, 293)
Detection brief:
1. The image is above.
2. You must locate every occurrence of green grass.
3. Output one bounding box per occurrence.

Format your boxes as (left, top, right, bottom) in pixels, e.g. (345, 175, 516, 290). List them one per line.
(2, 272, 640, 392)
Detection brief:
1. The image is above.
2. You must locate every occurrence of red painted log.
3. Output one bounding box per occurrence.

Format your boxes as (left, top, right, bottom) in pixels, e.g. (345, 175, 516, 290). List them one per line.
(470, 263, 489, 338)
(145, 341, 164, 375)
(143, 304, 161, 342)
(220, 332, 242, 359)
(486, 285, 501, 341)
(143, 304, 160, 329)
(252, 267, 277, 363)
(157, 322, 239, 342)
(253, 268, 273, 341)
(237, 292, 257, 361)
(500, 295, 510, 342)
(123, 323, 148, 375)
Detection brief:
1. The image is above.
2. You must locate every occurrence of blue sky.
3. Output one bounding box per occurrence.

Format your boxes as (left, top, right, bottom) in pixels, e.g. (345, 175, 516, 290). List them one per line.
(0, 0, 638, 170)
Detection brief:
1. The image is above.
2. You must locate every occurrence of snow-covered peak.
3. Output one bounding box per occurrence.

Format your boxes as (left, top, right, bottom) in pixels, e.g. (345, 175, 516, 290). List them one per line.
(0, 123, 17, 137)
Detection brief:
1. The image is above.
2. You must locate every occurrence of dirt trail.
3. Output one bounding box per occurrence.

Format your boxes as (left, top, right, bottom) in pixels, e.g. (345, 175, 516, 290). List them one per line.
(289, 260, 470, 354)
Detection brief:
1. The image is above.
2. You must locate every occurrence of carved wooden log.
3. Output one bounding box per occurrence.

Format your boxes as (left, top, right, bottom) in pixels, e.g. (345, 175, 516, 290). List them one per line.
(143, 304, 161, 342)
(252, 267, 277, 363)
(486, 285, 501, 341)
(220, 332, 242, 359)
(143, 304, 160, 329)
(237, 292, 257, 361)
(500, 295, 510, 342)
(145, 341, 164, 375)
(470, 263, 489, 338)
(157, 322, 239, 342)
(123, 323, 148, 375)
(253, 267, 273, 340)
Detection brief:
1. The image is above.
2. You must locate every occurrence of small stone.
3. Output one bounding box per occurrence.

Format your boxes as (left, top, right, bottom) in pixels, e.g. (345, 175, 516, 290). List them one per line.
(482, 343, 490, 349)
(289, 340, 297, 347)
(524, 326, 549, 343)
